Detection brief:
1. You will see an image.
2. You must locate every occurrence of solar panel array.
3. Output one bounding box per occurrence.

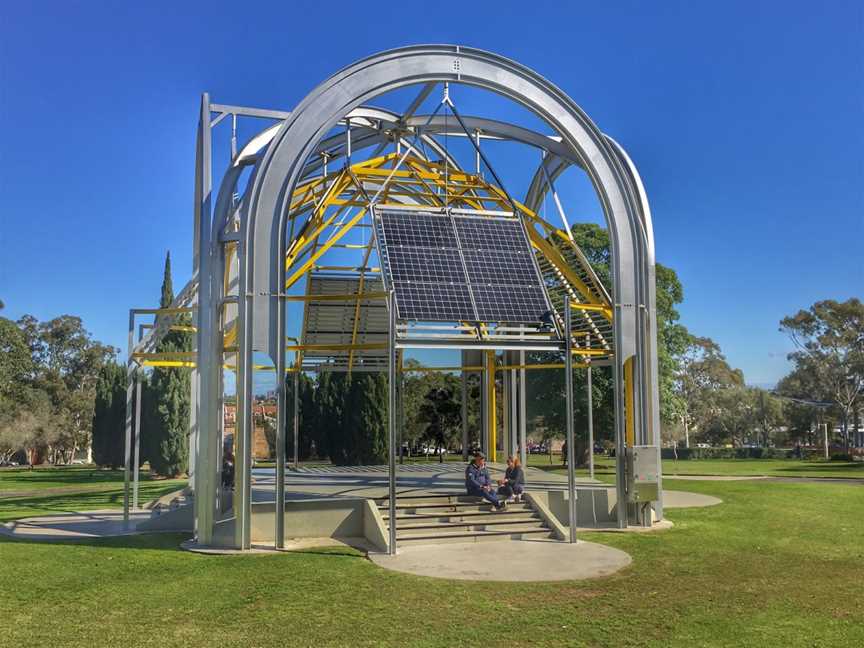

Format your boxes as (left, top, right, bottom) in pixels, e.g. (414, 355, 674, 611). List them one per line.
(374, 209, 550, 323)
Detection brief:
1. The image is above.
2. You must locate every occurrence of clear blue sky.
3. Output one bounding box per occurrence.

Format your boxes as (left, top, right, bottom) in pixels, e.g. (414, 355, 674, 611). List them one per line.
(1, 1, 861, 387)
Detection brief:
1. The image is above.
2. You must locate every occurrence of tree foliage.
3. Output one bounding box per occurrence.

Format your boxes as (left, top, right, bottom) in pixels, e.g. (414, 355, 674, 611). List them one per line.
(1, 314, 115, 464)
(145, 252, 192, 476)
(779, 298, 864, 448)
(91, 362, 128, 468)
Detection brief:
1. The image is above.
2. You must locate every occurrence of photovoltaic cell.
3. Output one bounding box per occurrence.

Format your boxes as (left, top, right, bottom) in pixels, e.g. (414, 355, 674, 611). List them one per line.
(375, 209, 550, 323)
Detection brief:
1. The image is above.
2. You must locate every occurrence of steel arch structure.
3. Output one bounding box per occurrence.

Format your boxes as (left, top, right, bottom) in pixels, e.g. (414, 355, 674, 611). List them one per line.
(124, 44, 662, 551)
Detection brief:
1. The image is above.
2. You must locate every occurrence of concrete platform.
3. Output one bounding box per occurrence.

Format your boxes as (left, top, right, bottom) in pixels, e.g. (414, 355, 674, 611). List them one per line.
(663, 489, 722, 508)
(369, 538, 632, 581)
(249, 462, 595, 503)
(0, 510, 180, 542)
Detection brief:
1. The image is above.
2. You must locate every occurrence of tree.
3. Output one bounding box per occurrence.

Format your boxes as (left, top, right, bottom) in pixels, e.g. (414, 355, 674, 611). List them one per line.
(780, 298, 864, 451)
(146, 252, 193, 476)
(15, 314, 115, 463)
(776, 367, 826, 444)
(92, 362, 128, 468)
(673, 336, 744, 447)
(568, 223, 690, 427)
(345, 373, 389, 465)
(0, 316, 33, 402)
(417, 383, 462, 462)
(315, 372, 348, 464)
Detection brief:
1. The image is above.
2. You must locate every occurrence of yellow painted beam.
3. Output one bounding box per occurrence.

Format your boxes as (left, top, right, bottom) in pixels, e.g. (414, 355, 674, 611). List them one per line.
(284, 207, 369, 290)
(624, 356, 635, 448)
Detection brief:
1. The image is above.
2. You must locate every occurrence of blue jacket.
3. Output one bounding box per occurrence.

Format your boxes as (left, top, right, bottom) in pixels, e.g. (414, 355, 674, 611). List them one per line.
(465, 462, 492, 492)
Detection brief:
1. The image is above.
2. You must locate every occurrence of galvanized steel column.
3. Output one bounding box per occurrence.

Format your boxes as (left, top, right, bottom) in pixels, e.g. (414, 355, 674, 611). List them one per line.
(564, 297, 578, 543)
(387, 290, 397, 554)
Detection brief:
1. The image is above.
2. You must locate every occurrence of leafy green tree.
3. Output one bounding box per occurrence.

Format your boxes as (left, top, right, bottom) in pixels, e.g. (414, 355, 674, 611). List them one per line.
(345, 373, 389, 465)
(0, 316, 33, 402)
(780, 298, 864, 450)
(570, 223, 690, 426)
(315, 372, 348, 463)
(673, 336, 744, 447)
(14, 314, 115, 463)
(145, 252, 192, 476)
(776, 367, 826, 443)
(91, 362, 128, 468)
(417, 380, 463, 462)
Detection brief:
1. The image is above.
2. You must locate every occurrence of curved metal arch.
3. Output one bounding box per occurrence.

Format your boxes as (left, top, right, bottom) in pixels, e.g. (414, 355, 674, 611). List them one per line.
(241, 45, 642, 368)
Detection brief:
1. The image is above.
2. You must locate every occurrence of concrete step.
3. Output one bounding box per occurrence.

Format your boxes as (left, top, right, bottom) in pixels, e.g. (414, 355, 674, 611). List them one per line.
(384, 509, 536, 523)
(392, 517, 544, 534)
(375, 493, 474, 506)
(380, 502, 532, 514)
(395, 527, 554, 544)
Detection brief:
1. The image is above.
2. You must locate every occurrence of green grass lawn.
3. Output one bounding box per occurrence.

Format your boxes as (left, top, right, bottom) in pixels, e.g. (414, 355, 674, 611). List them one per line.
(1, 477, 862, 646)
(527, 454, 864, 480)
(0, 467, 185, 523)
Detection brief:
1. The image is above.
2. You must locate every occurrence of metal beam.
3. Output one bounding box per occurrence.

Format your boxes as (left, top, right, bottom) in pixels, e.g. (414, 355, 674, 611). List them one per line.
(564, 297, 578, 543)
(387, 290, 398, 555)
(210, 103, 292, 121)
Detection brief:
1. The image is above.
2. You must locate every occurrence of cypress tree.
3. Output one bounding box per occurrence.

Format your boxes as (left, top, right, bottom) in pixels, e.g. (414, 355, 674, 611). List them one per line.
(92, 362, 127, 468)
(146, 251, 192, 477)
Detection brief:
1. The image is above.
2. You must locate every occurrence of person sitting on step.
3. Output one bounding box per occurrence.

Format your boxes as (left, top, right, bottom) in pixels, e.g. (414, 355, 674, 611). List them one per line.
(465, 451, 505, 510)
(497, 455, 525, 503)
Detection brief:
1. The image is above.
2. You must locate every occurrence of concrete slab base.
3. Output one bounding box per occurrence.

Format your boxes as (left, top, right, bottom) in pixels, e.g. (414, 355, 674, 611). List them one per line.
(0, 510, 184, 542)
(663, 490, 722, 508)
(369, 538, 631, 582)
(575, 519, 674, 533)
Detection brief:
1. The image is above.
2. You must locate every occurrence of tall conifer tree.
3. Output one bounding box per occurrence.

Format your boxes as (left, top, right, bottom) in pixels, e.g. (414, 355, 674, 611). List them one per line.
(146, 251, 192, 477)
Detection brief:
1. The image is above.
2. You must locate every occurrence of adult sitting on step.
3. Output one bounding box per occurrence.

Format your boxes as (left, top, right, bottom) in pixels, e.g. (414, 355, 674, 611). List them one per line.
(497, 455, 525, 503)
(465, 451, 506, 510)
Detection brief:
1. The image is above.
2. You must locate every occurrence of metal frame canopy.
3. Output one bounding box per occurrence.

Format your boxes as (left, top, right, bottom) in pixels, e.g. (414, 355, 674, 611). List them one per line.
(121, 44, 664, 552)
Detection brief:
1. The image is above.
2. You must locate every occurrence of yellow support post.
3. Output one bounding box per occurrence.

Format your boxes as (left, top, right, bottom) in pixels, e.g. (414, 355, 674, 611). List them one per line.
(624, 356, 635, 448)
(486, 350, 497, 463)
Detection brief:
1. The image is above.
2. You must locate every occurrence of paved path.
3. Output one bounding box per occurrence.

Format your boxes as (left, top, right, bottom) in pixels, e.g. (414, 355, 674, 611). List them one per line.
(663, 489, 722, 507)
(0, 510, 161, 542)
(370, 538, 632, 581)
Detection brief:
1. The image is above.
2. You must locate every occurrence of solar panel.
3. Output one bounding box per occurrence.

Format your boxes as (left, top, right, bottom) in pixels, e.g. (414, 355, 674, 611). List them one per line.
(374, 208, 551, 324)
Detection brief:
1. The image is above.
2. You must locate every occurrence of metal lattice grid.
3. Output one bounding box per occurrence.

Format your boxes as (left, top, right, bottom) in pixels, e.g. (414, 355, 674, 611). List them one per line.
(301, 274, 388, 370)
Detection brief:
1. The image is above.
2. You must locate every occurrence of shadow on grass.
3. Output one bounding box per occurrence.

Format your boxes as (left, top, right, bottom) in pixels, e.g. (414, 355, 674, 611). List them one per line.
(0, 530, 193, 552)
(774, 462, 864, 476)
(0, 482, 185, 523)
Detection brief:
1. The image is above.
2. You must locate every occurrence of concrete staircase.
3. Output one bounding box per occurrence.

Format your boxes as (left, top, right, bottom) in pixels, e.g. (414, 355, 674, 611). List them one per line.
(376, 492, 555, 545)
(146, 487, 192, 516)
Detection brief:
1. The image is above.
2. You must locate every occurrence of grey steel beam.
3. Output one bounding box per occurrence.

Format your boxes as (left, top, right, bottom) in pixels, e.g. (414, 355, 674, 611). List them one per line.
(293, 371, 299, 469)
(210, 103, 292, 122)
(132, 372, 142, 510)
(518, 350, 527, 469)
(123, 310, 134, 524)
(387, 290, 398, 555)
(194, 93, 218, 546)
(587, 357, 595, 480)
(564, 297, 578, 543)
(275, 368, 286, 548)
(461, 350, 469, 461)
